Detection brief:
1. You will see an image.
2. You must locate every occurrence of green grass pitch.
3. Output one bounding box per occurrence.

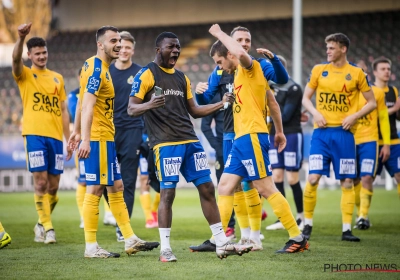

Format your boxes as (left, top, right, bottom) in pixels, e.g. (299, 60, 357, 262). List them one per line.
(0, 188, 399, 279)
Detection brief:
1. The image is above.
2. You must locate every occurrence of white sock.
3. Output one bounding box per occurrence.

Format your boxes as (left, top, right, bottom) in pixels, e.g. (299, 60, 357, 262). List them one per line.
(250, 230, 261, 244)
(86, 242, 98, 252)
(159, 228, 171, 251)
(297, 212, 304, 221)
(290, 234, 303, 242)
(240, 227, 251, 240)
(305, 218, 313, 226)
(210, 222, 228, 246)
(0, 231, 4, 239)
(342, 223, 351, 232)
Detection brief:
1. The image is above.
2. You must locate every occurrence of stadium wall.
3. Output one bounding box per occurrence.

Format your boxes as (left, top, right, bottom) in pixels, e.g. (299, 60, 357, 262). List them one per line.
(56, 0, 400, 31)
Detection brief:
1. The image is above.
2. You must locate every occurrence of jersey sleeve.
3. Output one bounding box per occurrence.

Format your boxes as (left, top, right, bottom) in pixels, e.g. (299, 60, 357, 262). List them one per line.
(306, 65, 320, 90)
(12, 65, 28, 83)
(81, 59, 103, 96)
(184, 75, 193, 100)
(357, 69, 371, 93)
(129, 68, 155, 100)
(195, 66, 221, 105)
(259, 57, 289, 84)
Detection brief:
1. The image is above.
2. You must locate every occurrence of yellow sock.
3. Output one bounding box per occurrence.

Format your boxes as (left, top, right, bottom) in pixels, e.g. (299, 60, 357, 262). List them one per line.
(35, 194, 53, 231)
(304, 181, 318, 219)
(0, 222, 4, 233)
(233, 191, 250, 229)
(108, 191, 134, 239)
(103, 197, 111, 214)
(140, 192, 153, 221)
(48, 194, 59, 213)
(260, 196, 265, 207)
(341, 186, 355, 224)
(268, 192, 300, 238)
(244, 189, 261, 231)
(397, 183, 400, 197)
(76, 184, 86, 218)
(151, 192, 160, 213)
(360, 188, 373, 218)
(218, 195, 234, 232)
(353, 181, 361, 216)
(83, 193, 100, 243)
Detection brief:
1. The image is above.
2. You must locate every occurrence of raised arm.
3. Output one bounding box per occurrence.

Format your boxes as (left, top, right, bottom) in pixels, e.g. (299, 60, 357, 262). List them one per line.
(209, 24, 252, 69)
(256, 48, 289, 84)
(12, 23, 32, 77)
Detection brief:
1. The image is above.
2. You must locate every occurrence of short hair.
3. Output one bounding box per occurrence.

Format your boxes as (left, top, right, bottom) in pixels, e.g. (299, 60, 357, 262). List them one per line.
(155, 32, 178, 47)
(276, 55, 287, 68)
(325, 33, 350, 51)
(210, 40, 228, 58)
(26, 37, 46, 51)
(371, 57, 392, 71)
(96, 26, 119, 42)
(120, 31, 136, 48)
(230, 26, 250, 36)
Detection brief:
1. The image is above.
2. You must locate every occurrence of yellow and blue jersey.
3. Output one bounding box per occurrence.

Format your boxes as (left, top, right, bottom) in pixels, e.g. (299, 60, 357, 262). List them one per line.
(307, 62, 371, 129)
(79, 56, 115, 141)
(233, 59, 271, 139)
(13, 66, 66, 141)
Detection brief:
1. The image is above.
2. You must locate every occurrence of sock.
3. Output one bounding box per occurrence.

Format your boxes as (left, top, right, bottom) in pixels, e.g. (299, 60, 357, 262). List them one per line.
(108, 191, 134, 239)
(250, 230, 261, 243)
(304, 181, 318, 220)
(342, 223, 351, 232)
(305, 218, 313, 226)
(35, 194, 53, 231)
(83, 193, 101, 243)
(397, 183, 400, 197)
(0, 222, 4, 233)
(267, 192, 301, 239)
(48, 194, 59, 213)
(341, 186, 355, 225)
(151, 192, 160, 213)
(275, 182, 285, 197)
(240, 227, 251, 240)
(353, 181, 361, 217)
(359, 187, 373, 218)
(140, 192, 153, 221)
(217, 195, 234, 232)
(159, 228, 171, 251)
(260, 196, 265, 207)
(76, 183, 86, 219)
(210, 222, 229, 246)
(290, 182, 303, 214)
(103, 197, 111, 214)
(86, 242, 98, 252)
(244, 188, 261, 232)
(233, 191, 250, 231)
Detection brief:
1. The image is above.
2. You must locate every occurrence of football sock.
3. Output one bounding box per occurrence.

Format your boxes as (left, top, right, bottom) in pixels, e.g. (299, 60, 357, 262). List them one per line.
(290, 181, 304, 214)
(0, 222, 4, 233)
(304, 181, 318, 220)
(217, 195, 234, 232)
(359, 187, 373, 218)
(35, 194, 53, 231)
(210, 222, 228, 246)
(233, 191, 250, 230)
(159, 228, 171, 251)
(244, 188, 261, 232)
(341, 186, 355, 224)
(108, 191, 134, 239)
(140, 192, 153, 221)
(353, 181, 361, 216)
(83, 193, 100, 243)
(48, 194, 59, 213)
(267, 192, 301, 239)
(151, 192, 160, 213)
(275, 181, 285, 197)
(397, 183, 400, 197)
(76, 183, 86, 218)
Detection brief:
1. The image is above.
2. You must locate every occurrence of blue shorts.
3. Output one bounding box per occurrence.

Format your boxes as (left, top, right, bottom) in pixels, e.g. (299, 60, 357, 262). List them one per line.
(356, 141, 378, 178)
(82, 141, 122, 186)
(224, 133, 272, 181)
(24, 135, 64, 174)
(74, 153, 86, 183)
(223, 139, 234, 164)
(153, 141, 211, 188)
(139, 154, 149, 175)
(269, 132, 303, 171)
(308, 127, 356, 179)
(376, 143, 400, 177)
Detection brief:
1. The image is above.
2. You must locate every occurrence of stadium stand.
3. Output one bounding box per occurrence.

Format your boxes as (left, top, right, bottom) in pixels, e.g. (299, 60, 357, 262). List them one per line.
(0, 11, 399, 134)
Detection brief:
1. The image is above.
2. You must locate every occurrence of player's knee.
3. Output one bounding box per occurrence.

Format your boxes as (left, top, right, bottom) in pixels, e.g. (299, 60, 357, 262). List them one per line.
(361, 175, 374, 186)
(341, 178, 353, 189)
(307, 174, 321, 186)
(353, 178, 361, 185)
